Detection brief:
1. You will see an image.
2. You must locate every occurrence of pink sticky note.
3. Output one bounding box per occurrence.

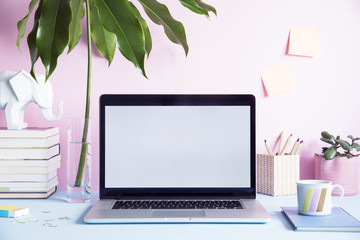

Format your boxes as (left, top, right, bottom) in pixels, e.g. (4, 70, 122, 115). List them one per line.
(288, 27, 320, 57)
(260, 62, 296, 97)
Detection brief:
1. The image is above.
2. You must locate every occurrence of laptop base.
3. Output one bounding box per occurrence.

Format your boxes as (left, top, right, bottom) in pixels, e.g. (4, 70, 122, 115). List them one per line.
(84, 198, 271, 223)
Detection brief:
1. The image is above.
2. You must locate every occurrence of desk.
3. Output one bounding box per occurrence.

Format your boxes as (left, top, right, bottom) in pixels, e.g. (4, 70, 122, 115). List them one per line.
(0, 191, 359, 240)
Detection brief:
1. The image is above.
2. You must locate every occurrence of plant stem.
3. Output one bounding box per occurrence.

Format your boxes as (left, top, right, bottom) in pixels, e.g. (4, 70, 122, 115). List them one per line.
(75, 0, 92, 187)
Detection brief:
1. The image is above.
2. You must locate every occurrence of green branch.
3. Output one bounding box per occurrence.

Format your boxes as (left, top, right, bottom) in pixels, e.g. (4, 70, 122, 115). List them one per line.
(74, 0, 92, 187)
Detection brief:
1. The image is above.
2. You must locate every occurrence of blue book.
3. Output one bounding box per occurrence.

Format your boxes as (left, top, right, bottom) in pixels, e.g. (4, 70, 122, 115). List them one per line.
(282, 207, 360, 232)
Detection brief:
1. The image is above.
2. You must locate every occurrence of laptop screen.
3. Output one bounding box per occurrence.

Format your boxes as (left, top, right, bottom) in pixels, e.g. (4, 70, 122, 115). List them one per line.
(105, 105, 251, 188)
(99, 95, 256, 198)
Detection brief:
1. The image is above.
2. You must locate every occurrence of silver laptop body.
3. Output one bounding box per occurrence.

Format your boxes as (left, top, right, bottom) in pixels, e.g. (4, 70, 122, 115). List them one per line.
(84, 94, 271, 223)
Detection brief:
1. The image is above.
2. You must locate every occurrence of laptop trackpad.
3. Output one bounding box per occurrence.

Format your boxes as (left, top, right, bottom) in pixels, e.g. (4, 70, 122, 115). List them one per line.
(151, 210, 205, 218)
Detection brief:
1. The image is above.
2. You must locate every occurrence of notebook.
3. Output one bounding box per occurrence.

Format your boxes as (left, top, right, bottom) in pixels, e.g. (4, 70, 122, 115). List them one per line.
(282, 207, 360, 232)
(84, 94, 271, 223)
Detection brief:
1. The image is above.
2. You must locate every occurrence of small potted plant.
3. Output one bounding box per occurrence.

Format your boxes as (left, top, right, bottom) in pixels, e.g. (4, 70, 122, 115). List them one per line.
(314, 131, 360, 195)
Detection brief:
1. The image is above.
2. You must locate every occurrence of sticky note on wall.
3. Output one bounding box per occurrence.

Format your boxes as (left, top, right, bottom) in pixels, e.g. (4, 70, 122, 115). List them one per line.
(260, 62, 295, 97)
(288, 27, 320, 57)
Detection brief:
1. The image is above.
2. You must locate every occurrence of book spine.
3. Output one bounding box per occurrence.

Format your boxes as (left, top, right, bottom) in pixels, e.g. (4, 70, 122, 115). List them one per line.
(0, 177, 58, 188)
(0, 181, 58, 192)
(0, 155, 61, 167)
(0, 161, 60, 174)
(0, 127, 59, 138)
(0, 134, 59, 148)
(0, 144, 60, 160)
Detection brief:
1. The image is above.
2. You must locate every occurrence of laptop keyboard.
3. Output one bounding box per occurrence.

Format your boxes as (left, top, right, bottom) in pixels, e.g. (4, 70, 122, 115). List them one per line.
(112, 200, 243, 209)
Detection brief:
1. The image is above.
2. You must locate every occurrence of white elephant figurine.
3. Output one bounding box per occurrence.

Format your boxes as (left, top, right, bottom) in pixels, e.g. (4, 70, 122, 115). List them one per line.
(0, 70, 63, 130)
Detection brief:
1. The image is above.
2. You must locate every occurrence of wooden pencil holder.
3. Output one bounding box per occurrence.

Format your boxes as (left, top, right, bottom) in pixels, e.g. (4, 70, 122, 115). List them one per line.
(256, 154, 300, 196)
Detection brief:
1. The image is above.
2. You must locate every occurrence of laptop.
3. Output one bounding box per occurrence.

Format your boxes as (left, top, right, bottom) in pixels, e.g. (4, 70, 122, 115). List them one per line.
(84, 94, 271, 223)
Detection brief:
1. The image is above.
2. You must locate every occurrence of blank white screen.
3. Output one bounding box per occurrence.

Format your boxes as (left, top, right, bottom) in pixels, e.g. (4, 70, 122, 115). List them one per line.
(105, 106, 251, 188)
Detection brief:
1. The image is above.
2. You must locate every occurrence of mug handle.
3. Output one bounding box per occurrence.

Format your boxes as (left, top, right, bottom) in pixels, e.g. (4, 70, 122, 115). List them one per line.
(331, 184, 344, 206)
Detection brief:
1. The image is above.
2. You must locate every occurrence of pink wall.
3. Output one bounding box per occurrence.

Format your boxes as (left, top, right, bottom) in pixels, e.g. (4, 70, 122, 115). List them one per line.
(1, 0, 360, 190)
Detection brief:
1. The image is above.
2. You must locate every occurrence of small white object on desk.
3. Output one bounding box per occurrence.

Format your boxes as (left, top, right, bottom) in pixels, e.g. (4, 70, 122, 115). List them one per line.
(0, 205, 29, 218)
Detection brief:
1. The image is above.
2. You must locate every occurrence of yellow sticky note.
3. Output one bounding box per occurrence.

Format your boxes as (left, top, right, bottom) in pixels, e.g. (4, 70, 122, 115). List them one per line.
(288, 27, 320, 57)
(260, 62, 295, 97)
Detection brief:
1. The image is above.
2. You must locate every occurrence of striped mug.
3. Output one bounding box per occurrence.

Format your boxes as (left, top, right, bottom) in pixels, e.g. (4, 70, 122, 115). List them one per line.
(296, 180, 344, 216)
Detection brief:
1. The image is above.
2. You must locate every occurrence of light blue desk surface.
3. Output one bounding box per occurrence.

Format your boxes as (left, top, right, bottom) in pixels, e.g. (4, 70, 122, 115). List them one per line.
(0, 191, 359, 240)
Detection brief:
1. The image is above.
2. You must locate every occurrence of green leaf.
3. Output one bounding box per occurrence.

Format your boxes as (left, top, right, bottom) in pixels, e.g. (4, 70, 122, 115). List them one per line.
(93, 0, 146, 77)
(346, 154, 353, 159)
(324, 146, 337, 160)
(179, 0, 209, 17)
(194, 0, 217, 16)
(337, 140, 353, 152)
(320, 137, 335, 145)
(16, 0, 39, 51)
(138, 0, 189, 55)
(27, 0, 43, 79)
(129, 2, 152, 58)
(348, 135, 354, 141)
(321, 131, 334, 140)
(37, 0, 72, 80)
(353, 142, 360, 151)
(68, 0, 85, 53)
(89, 1, 116, 65)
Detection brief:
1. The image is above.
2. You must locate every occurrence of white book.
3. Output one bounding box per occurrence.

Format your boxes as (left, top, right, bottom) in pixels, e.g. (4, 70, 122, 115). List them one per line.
(0, 127, 59, 138)
(0, 144, 60, 160)
(0, 176, 58, 189)
(0, 161, 60, 174)
(0, 187, 56, 199)
(0, 179, 58, 192)
(0, 154, 60, 167)
(0, 171, 57, 182)
(0, 134, 59, 148)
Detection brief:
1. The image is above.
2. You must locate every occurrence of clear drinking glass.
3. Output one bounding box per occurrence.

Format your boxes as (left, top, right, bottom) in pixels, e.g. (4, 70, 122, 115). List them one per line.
(67, 118, 91, 203)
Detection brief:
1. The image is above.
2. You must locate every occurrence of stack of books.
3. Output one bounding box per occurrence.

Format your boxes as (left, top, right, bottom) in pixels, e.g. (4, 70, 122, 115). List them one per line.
(0, 127, 60, 198)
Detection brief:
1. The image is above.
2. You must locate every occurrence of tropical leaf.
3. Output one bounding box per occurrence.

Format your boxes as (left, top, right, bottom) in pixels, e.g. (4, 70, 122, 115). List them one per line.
(129, 2, 152, 57)
(27, 0, 43, 79)
(68, 0, 85, 53)
(89, 1, 116, 65)
(16, 0, 39, 51)
(337, 140, 353, 152)
(37, 0, 72, 80)
(321, 131, 334, 140)
(138, 0, 189, 55)
(352, 142, 360, 151)
(320, 137, 334, 145)
(16, 0, 216, 187)
(93, 0, 146, 77)
(179, 0, 209, 17)
(324, 146, 337, 160)
(195, 0, 217, 15)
